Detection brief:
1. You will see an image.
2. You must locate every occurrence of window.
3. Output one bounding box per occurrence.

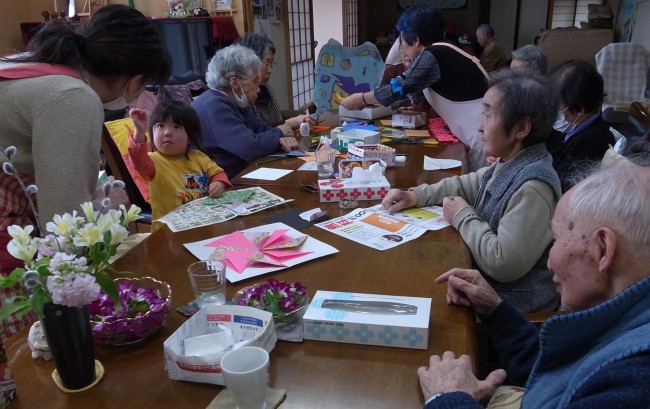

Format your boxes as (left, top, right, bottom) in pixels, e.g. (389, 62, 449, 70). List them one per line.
(550, 0, 605, 28)
(287, 0, 314, 110)
(343, 0, 359, 47)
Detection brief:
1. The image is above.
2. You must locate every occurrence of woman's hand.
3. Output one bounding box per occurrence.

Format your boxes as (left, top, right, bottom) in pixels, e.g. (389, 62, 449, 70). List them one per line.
(381, 189, 418, 213)
(442, 196, 470, 221)
(277, 123, 295, 138)
(279, 136, 299, 152)
(285, 114, 316, 130)
(340, 93, 367, 111)
(208, 181, 227, 198)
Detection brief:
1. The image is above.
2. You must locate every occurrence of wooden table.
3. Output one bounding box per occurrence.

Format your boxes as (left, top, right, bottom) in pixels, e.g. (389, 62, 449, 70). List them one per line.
(5, 138, 477, 409)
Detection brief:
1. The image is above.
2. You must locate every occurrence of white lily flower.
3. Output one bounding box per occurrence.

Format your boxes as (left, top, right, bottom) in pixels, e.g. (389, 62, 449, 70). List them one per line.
(46, 212, 82, 237)
(121, 204, 143, 225)
(109, 224, 129, 245)
(7, 238, 39, 263)
(73, 223, 104, 247)
(7, 225, 34, 245)
(80, 202, 96, 223)
(95, 210, 121, 234)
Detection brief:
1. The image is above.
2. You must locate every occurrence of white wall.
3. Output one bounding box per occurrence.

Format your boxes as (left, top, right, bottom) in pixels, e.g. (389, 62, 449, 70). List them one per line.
(255, 20, 290, 110)
(518, 0, 548, 48)
(313, 0, 343, 59)
(490, 0, 517, 56)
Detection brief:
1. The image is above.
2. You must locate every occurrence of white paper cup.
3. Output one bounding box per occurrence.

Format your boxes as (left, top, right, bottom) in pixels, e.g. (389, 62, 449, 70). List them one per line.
(187, 260, 226, 307)
(221, 346, 270, 409)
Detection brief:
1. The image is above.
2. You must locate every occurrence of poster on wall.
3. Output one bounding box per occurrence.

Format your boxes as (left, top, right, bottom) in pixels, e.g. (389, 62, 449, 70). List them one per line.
(398, 0, 467, 10)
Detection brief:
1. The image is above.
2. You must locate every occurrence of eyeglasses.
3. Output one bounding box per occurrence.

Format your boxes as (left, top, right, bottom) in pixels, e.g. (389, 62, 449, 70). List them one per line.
(237, 75, 261, 85)
(262, 60, 277, 69)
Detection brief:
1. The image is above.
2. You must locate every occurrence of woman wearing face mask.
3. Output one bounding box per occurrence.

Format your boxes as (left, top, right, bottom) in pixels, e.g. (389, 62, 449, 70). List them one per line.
(192, 45, 299, 179)
(547, 60, 615, 192)
(0, 4, 170, 338)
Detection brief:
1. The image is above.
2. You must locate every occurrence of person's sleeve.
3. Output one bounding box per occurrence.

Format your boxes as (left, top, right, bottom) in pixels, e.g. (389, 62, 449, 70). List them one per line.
(197, 98, 283, 161)
(423, 391, 483, 409)
(375, 50, 441, 107)
(203, 154, 233, 190)
(564, 354, 650, 409)
(452, 180, 555, 282)
(479, 299, 540, 386)
(480, 50, 500, 72)
(127, 134, 156, 180)
(410, 168, 487, 207)
(31, 84, 104, 224)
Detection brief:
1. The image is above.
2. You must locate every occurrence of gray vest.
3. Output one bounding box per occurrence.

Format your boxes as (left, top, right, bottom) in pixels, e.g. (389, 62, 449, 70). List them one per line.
(475, 143, 562, 313)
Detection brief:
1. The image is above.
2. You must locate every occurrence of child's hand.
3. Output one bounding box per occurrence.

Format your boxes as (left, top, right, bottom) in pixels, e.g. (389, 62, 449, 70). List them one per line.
(129, 108, 149, 143)
(208, 181, 227, 198)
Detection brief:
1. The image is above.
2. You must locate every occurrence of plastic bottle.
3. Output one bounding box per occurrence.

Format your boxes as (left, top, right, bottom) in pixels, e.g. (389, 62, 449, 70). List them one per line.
(299, 118, 310, 137)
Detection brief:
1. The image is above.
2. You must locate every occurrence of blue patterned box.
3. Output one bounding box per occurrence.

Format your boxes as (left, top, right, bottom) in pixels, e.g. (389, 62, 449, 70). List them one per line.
(302, 291, 431, 350)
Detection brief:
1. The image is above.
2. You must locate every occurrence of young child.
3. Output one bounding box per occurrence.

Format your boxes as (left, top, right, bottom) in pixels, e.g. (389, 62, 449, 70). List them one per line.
(128, 100, 232, 226)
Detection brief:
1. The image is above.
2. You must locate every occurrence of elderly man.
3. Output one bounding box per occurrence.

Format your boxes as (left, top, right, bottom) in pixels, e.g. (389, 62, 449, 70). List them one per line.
(476, 24, 507, 72)
(510, 45, 547, 74)
(418, 165, 650, 408)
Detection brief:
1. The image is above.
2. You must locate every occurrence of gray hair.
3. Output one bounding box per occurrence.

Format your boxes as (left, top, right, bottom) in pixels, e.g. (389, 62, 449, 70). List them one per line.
(205, 45, 261, 91)
(566, 166, 650, 254)
(477, 24, 495, 37)
(487, 69, 558, 147)
(511, 45, 547, 74)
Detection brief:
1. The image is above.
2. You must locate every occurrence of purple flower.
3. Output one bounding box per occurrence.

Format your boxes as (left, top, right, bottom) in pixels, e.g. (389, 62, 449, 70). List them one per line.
(239, 279, 307, 316)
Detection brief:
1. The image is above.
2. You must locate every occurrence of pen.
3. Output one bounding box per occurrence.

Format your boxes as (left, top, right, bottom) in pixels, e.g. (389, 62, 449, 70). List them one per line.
(255, 156, 287, 166)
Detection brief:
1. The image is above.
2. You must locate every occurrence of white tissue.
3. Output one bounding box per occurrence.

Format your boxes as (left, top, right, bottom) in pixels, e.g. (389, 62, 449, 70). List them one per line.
(183, 324, 236, 356)
(350, 162, 384, 183)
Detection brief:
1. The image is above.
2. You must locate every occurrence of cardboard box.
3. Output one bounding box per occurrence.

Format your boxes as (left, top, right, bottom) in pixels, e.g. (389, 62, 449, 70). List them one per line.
(347, 144, 396, 166)
(335, 129, 380, 153)
(318, 177, 390, 203)
(338, 104, 393, 120)
(303, 290, 431, 349)
(392, 112, 426, 128)
(163, 305, 276, 385)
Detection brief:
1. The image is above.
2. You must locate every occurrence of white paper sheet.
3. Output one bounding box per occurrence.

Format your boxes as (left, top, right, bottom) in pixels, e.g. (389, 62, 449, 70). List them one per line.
(423, 156, 462, 170)
(184, 222, 338, 283)
(242, 167, 293, 180)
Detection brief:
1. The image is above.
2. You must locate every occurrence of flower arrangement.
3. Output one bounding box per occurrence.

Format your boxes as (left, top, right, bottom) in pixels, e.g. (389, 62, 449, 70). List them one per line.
(234, 278, 308, 317)
(0, 145, 141, 320)
(89, 277, 172, 346)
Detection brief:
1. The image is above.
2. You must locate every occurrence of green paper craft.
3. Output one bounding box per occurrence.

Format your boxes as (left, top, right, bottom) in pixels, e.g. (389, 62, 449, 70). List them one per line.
(202, 190, 255, 205)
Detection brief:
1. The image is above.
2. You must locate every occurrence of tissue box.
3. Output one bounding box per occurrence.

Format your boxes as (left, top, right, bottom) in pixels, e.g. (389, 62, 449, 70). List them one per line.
(347, 144, 396, 166)
(163, 305, 276, 385)
(303, 290, 431, 349)
(336, 129, 380, 153)
(339, 104, 393, 120)
(392, 112, 426, 128)
(318, 177, 390, 203)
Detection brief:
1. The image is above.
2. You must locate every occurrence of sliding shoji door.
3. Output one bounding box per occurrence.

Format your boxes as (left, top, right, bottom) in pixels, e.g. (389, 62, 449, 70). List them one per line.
(286, 0, 315, 110)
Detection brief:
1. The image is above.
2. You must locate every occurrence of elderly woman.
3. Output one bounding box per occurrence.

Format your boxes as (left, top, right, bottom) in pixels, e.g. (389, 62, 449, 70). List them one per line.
(192, 45, 298, 178)
(341, 4, 489, 172)
(547, 60, 615, 192)
(510, 44, 547, 74)
(234, 33, 314, 131)
(382, 70, 562, 313)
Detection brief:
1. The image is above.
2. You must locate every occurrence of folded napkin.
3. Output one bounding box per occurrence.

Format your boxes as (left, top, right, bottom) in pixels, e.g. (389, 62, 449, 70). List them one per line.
(423, 156, 462, 170)
(207, 387, 286, 409)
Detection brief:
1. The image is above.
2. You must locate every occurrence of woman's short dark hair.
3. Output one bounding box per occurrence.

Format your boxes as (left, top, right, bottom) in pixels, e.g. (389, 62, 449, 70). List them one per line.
(396, 4, 444, 46)
(9, 5, 170, 85)
(488, 69, 558, 147)
(148, 100, 203, 151)
(234, 33, 276, 60)
(550, 60, 604, 114)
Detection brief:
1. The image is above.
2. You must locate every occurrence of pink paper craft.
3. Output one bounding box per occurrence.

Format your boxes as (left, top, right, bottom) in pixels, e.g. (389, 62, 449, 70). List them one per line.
(428, 118, 459, 143)
(206, 229, 313, 273)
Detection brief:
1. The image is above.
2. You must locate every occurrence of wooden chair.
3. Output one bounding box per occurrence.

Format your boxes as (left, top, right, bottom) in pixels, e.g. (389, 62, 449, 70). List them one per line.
(100, 124, 152, 233)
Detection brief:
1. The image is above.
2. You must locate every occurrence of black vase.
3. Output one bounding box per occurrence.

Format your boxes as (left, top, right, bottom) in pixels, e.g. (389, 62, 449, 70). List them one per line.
(41, 303, 96, 390)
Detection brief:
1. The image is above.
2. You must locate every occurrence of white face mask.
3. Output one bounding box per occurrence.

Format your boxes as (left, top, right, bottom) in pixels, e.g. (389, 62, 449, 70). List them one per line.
(102, 80, 142, 111)
(553, 108, 578, 133)
(232, 79, 249, 108)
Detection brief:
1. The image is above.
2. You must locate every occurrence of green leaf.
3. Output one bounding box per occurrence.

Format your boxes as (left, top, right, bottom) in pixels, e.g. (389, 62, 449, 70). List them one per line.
(0, 268, 25, 288)
(95, 270, 120, 307)
(0, 300, 32, 321)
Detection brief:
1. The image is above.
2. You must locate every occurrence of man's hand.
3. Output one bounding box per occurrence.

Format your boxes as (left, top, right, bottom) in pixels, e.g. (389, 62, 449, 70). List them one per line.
(435, 268, 502, 315)
(381, 189, 418, 213)
(442, 196, 470, 222)
(418, 351, 507, 404)
(208, 181, 227, 198)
